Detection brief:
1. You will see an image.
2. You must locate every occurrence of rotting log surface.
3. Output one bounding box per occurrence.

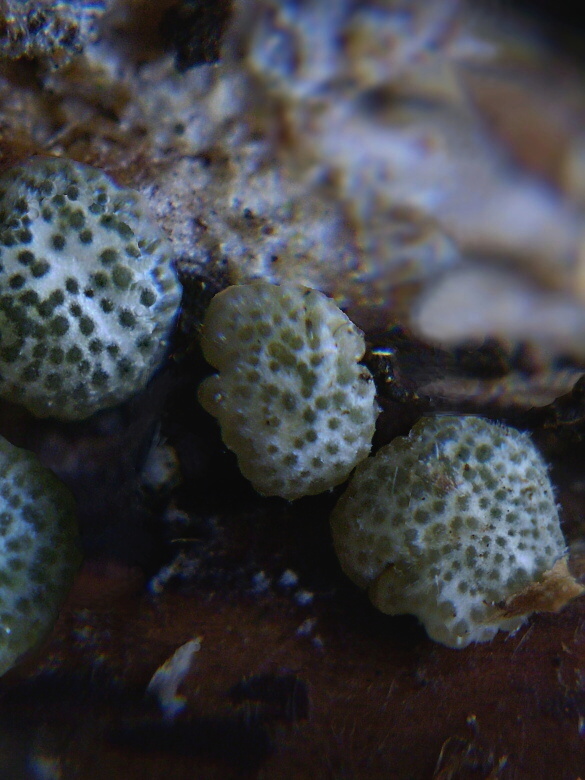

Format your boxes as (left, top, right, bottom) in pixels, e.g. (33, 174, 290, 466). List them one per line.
(0, 347, 584, 778)
(2, 514, 585, 779)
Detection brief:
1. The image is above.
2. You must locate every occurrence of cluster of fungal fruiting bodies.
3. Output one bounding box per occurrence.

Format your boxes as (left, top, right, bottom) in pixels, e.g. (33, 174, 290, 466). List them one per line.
(0, 151, 581, 678)
(0, 154, 182, 676)
(198, 284, 583, 648)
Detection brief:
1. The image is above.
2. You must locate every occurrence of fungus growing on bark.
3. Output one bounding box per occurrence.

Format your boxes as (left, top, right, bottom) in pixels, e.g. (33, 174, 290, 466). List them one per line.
(0, 435, 80, 676)
(331, 415, 583, 648)
(198, 282, 378, 499)
(0, 156, 181, 419)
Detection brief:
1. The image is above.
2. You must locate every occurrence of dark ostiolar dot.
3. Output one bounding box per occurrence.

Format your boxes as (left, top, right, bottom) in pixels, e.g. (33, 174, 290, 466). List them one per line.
(96, 192, 108, 205)
(140, 288, 156, 307)
(126, 244, 140, 258)
(31, 261, 50, 278)
(89, 339, 103, 354)
(16, 316, 35, 337)
(99, 214, 115, 229)
(48, 290, 64, 307)
(15, 596, 33, 615)
(79, 229, 93, 244)
(475, 443, 492, 463)
(41, 207, 53, 222)
(83, 287, 95, 299)
(112, 264, 133, 289)
(117, 222, 133, 240)
(118, 309, 136, 328)
(91, 369, 108, 387)
(79, 316, 95, 336)
(303, 408, 317, 424)
(78, 359, 91, 375)
(136, 335, 152, 351)
(332, 390, 346, 406)
(106, 343, 119, 357)
(100, 248, 118, 265)
(69, 303, 82, 317)
(52, 194, 66, 207)
(14, 197, 28, 214)
(456, 495, 470, 511)
(51, 234, 66, 251)
(49, 347, 64, 364)
(66, 185, 79, 200)
(17, 249, 35, 265)
(9, 274, 25, 290)
(117, 357, 133, 375)
(37, 300, 55, 318)
(1, 344, 21, 363)
(21, 364, 40, 382)
(7, 557, 25, 574)
(69, 210, 84, 228)
(50, 315, 69, 336)
(100, 298, 114, 313)
(66, 345, 83, 363)
(65, 277, 79, 294)
(92, 271, 109, 288)
(0, 571, 14, 589)
(17, 229, 32, 243)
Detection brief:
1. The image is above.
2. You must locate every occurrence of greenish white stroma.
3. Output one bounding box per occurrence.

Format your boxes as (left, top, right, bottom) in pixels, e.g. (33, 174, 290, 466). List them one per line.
(0, 435, 80, 676)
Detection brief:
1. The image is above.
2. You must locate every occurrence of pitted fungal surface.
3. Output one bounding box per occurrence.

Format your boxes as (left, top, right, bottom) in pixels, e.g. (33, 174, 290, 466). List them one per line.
(331, 415, 567, 647)
(0, 435, 80, 676)
(0, 156, 181, 419)
(198, 282, 377, 500)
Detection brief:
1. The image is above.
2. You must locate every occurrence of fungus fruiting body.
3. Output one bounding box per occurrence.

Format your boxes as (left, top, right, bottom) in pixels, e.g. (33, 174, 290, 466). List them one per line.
(0, 156, 182, 420)
(198, 281, 378, 500)
(330, 415, 582, 648)
(0, 435, 80, 676)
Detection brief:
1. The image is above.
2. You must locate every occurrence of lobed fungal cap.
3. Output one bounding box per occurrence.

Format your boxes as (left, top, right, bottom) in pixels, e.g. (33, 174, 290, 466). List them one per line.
(330, 415, 581, 648)
(198, 282, 378, 500)
(0, 435, 80, 676)
(0, 156, 182, 420)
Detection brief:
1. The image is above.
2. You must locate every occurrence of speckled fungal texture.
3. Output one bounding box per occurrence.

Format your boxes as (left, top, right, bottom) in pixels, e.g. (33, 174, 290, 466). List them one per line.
(0, 156, 181, 420)
(198, 282, 377, 500)
(0, 0, 105, 69)
(330, 415, 571, 648)
(0, 435, 80, 677)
